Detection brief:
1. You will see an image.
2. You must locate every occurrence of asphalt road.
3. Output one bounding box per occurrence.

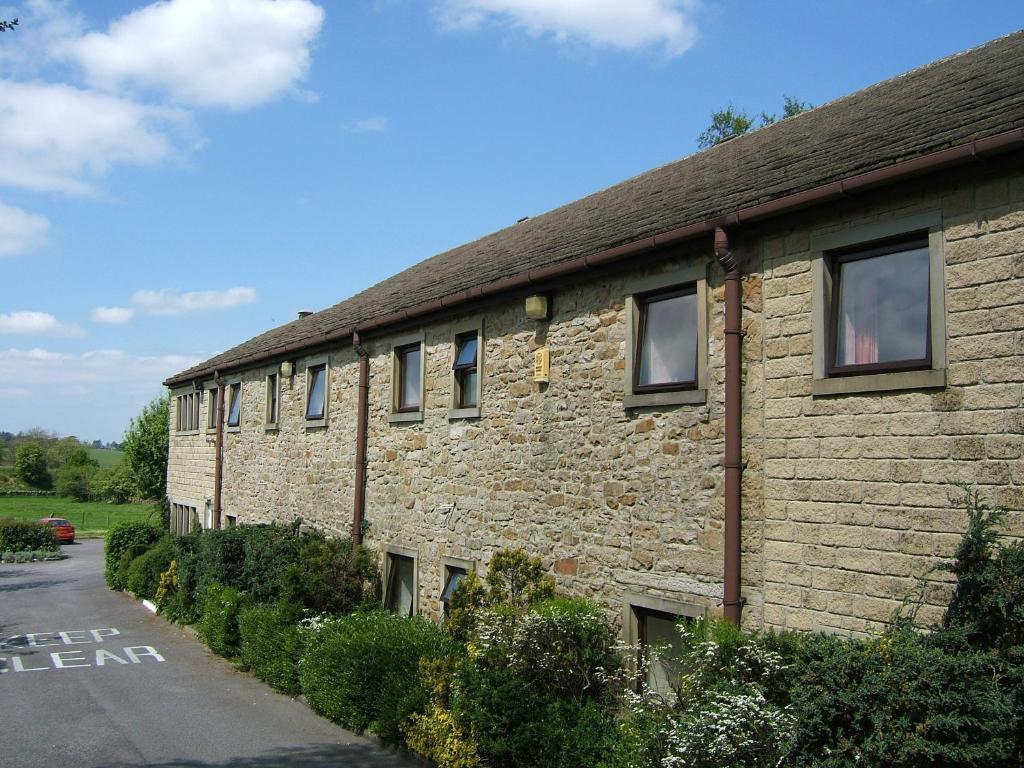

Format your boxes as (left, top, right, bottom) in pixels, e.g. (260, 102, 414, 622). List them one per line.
(0, 539, 417, 768)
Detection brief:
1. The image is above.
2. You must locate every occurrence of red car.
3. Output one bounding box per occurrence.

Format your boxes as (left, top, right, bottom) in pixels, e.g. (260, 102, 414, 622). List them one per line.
(40, 517, 75, 544)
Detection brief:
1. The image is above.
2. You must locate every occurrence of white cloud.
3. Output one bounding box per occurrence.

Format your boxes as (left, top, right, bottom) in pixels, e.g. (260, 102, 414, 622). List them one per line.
(131, 286, 258, 316)
(0, 346, 201, 392)
(0, 80, 187, 195)
(0, 311, 83, 337)
(0, 201, 50, 255)
(91, 306, 136, 325)
(346, 116, 390, 134)
(436, 0, 699, 56)
(62, 0, 326, 110)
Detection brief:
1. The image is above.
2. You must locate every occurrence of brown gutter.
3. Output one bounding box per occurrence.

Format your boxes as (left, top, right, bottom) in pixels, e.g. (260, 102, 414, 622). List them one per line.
(165, 127, 1024, 386)
(212, 374, 225, 529)
(714, 228, 743, 625)
(352, 333, 369, 546)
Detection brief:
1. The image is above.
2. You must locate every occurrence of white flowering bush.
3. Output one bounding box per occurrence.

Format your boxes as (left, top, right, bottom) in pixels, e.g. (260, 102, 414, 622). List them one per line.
(601, 618, 795, 768)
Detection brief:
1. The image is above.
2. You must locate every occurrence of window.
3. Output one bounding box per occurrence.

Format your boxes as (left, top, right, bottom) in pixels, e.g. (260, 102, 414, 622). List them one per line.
(450, 323, 482, 418)
(635, 287, 698, 391)
(441, 565, 468, 615)
(175, 393, 200, 433)
(171, 502, 198, 535)
(305, 360, 328, 426)
(624, 265, 708, 409)
(206, 387, 219, 431)
(635, 607, 685, 694)
(225, 514, 237, 527)
(390, 333, 425, 423)
(811, 212, 946, 396)
(397, 344, 421, 411)
(265, 373, 279, 427)
(386, 552, 416, 616)
(226, 382, 241, 428)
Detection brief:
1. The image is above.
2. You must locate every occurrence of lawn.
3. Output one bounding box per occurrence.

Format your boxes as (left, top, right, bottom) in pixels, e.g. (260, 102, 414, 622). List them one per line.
(0, 496, 160, 537)
(87, 447, 124, 468)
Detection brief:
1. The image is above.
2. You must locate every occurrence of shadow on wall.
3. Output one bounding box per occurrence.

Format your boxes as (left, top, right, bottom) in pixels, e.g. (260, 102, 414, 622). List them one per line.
(106, 743, 420, 768)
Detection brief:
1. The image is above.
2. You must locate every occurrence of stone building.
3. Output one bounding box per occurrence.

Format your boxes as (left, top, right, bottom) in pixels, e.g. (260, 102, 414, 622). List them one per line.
(165, 33, 1024, 640)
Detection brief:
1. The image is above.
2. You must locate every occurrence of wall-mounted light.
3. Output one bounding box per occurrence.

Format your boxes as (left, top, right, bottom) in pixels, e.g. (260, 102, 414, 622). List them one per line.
(280, 360, 294, 378)
(525, 294, 550, 321)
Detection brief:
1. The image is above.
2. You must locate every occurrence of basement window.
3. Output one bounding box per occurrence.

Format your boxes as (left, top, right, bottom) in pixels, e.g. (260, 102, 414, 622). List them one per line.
(385, 552, 417, 617)
(441, 565, 468, 615)
(635, 607, 685, 694)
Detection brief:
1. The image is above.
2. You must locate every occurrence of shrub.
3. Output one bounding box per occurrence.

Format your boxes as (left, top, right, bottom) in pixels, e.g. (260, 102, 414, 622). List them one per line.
(15, 442, 50, 488)
(280, 535, 379, 613)
(105, 519, 163, 590)
(300, 610, 454, 745)
(91, 463, 137, 504)
(125, 536, 175, 599)
(239, 602, 306, 695)
(447, 598, 623, 768)
(54, 463, 97, 501)
(781, 625, 1015, 767)
(0, 518, 58, 552)
(196, 582, 251, 657)
(239, 522, 303, 603)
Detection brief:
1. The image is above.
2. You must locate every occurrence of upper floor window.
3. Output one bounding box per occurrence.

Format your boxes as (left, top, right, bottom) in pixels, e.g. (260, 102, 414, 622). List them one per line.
(828, 239, 930, 375)
(206, 387, 219, 431)
(635, 286, 698, 392)
(397, 344, 421, 411)
(453, 331, 479, 409)
(306, 362, 327, 423)
(266, 373, 279, 427)
(226, 383, 241, 428)
(810, 211, 946, 396)
(175, 392, 199, 433)
(624, 265, 708, 409)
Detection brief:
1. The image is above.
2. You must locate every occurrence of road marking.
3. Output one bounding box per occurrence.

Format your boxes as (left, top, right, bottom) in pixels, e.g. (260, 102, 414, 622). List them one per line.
(0, 628, 166, 674)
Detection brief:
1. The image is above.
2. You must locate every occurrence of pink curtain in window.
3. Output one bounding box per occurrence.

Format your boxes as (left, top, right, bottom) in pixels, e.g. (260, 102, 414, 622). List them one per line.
(841, 273, 879, 365)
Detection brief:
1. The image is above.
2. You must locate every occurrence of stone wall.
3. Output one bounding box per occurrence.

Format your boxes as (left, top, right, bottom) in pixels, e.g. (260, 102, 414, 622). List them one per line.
(166, 387, 216, 518)
(758, 159, 1024, 635)
(165, 157, 1024, 635)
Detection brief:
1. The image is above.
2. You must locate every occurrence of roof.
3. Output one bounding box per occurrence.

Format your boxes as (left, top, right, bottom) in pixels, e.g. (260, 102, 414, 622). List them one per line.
(166, 31, 1024, 386)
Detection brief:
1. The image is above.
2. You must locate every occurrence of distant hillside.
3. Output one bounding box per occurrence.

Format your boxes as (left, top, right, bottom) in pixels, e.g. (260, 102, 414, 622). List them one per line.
(87, 447, 124, 468)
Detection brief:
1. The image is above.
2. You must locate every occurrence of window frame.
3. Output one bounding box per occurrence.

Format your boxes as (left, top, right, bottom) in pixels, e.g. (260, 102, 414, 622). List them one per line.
(304, 355, 329, 429)
(623, 594, 706, 693)
(811, 211, 946, 396)
(225, 380, 242, 432)
(633, 285, 700, 394)
(389, 331, 426, 424)
(265, 372, 280, 429)
(173, 390, 200, 435)
(384, 545, 418, 617)
(624, 264, 709, 409)
(441, 556, 475, 615)
(450, 319, 483, 419)
(204, 382, 219, 433)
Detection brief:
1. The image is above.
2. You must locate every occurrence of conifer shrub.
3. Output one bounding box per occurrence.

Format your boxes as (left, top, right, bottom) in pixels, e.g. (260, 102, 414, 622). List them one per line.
(238, 602, 306, 695)
(196, 582, 251, 657)
(105, 519, 163, 589)
(299, 610, 453, 745)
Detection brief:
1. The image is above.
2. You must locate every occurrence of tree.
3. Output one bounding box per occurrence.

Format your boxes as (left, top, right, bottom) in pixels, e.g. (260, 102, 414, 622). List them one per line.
(697, 96, 812, 149)
(55, 464, 96, 502)
(47, 437, 94, 470)
(15, 442, 50, 488)
(91, 462, 137, 504)
(123, 396, 170, 500)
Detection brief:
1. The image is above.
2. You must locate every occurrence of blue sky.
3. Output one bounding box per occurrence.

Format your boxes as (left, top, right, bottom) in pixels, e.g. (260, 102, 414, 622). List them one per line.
(0, 0, 1020, 443)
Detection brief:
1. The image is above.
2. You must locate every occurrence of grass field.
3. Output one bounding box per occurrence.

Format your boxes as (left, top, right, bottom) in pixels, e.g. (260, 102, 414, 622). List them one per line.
(87, 447, 124, 467)
(0, 496, 160, 537)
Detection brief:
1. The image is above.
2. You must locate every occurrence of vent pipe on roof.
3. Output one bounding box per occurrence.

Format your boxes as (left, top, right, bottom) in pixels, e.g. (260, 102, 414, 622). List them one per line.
(297, 310, 313, 319)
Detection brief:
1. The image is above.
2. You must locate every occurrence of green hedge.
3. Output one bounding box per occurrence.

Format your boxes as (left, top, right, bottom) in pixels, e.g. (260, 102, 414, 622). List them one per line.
(196, 582, 251, 657)
(105, 519, 163, 590)
(300, 610, 453, 745)
(0, 518, 58, 552)
(239, 602, 306, 695)
(125, 536, 175, 599)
